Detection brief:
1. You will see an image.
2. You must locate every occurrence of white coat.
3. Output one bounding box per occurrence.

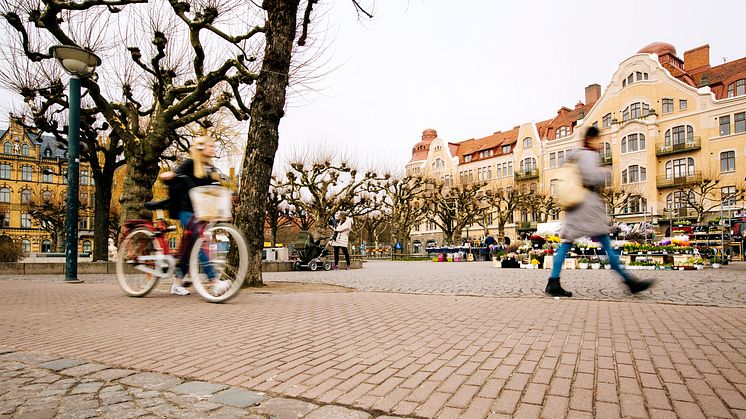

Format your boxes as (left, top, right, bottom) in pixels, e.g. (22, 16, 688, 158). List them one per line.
(331, 217, 353, 248)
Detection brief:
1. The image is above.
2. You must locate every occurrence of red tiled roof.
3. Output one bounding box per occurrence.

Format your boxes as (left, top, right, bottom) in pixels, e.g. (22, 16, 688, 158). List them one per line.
(544, 102, 595, 141)
(453, 128, 519, 163)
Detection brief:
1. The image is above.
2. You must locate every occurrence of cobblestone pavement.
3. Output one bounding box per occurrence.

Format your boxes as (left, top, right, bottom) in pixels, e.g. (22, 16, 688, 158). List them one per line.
(1, 270, 746, 418)
(265, 260, 746, 308)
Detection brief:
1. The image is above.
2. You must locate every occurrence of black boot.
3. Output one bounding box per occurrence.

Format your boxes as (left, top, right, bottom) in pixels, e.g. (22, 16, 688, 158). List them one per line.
(545, 277, 572, 297)
(625, 276, 655, 294)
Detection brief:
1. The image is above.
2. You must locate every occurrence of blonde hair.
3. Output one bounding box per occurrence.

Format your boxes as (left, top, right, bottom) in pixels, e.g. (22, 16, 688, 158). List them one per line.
(190, 135, 213, 179)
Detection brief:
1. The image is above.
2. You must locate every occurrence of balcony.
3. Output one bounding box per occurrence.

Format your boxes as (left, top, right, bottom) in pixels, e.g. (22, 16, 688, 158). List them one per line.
(656, 171, 702, 189)
(516, 221, 538, 231)
(661, 208, 697, 219)
(514, 169, 539, 181)
(655, 136, 701, 156)
(600, 155, 612, 165)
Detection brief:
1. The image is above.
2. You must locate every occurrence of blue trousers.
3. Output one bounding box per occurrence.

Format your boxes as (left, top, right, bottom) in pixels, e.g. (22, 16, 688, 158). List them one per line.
(177, 211, 218, 280)
(550, 235, 630, 281)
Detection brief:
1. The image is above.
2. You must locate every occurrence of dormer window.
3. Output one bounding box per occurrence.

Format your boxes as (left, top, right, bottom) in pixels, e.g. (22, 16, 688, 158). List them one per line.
(43, 147, 53, 158)
(464, 155, 472, 163)
(555, 126, 570, 139)
(21, 144, 30, 156)
(727, 79, 745, 98)
(502, 145, 511, 154)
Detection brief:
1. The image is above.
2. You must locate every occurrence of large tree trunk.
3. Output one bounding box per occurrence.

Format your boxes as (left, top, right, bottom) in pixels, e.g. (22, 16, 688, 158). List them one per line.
(92, 168, 113, 261)
(234, 0, 300, 286)
(120, 139, 162, 222)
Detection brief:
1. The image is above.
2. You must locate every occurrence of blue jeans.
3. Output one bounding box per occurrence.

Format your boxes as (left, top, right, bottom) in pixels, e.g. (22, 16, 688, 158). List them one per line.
(550, 235, 630, 281)
(177, 211, 218, 281)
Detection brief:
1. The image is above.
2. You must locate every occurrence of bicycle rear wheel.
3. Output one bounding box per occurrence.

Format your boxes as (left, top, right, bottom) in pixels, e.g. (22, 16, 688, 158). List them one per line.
(190, 223, 248, 303)
(116, 228, 161, 297)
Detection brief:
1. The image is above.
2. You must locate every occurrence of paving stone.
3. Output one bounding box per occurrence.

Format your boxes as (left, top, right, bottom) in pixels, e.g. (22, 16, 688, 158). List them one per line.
(56, 409, 100, 419)
(118, 372, 183, 390)
(211, 388, 268, 408)
(131, 389, 161, 399)
(38, 359, 85, 372)
(304, 405, 373, 419)
(87, 368, 136, 382)
(59, 363, 109, 377)
(14, 408, 58, 419)
(99, 401, 148, 418)
(251, 397, 318, 418)
(0, 353, 57, 365)
(99, 390, 132, 405)
(135, 397, 167, 408)
(190, 400, 223, 412)
(70, 381, 103, 395)
(206, 405, 253, 417)
(171, 381, 229, 397)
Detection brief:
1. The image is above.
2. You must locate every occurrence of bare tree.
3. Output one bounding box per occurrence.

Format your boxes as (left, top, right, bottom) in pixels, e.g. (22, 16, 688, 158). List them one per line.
(382, 174, 432, 247)
(671, 176, 746, 223)
(422, 181, 485, 246)
(483, 184, 523, 240)
(25, 196, 79, 252)
(264, 177, 293, 247)
(520, 191, 559, 224)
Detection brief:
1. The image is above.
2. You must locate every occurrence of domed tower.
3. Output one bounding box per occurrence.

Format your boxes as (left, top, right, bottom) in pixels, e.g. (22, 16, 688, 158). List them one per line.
(408, 128, 437, 163)
(638, 42, 683, 71)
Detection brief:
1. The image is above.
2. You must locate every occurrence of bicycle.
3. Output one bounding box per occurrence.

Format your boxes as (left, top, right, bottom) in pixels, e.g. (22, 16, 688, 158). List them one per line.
(115, 185, 248, 303)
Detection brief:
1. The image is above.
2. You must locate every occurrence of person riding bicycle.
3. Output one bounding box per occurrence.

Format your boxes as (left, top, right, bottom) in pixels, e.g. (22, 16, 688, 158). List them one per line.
(159, 135, 231, 296)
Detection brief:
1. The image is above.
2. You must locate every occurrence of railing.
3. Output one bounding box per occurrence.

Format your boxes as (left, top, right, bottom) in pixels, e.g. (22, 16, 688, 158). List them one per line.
(601, 155, 612, 165)
(656, 171, 702, 188)
(514, 169, 539, 181)
(655, 136, 701, 156)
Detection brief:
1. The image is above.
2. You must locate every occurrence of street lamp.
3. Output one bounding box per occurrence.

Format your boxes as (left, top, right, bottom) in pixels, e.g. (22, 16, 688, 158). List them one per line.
(50, 45, 101, 283)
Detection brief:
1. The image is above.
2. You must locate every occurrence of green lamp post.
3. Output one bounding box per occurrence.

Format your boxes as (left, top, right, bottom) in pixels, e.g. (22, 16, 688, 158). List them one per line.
(50, 45, 101, 283)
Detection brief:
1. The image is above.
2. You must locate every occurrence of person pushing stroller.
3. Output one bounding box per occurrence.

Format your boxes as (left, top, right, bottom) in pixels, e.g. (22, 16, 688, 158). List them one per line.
(330, 211, 353, 270)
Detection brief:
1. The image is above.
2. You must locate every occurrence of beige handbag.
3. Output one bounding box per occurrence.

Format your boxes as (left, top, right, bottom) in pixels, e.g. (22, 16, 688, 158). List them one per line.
(554, 162, 586, 210)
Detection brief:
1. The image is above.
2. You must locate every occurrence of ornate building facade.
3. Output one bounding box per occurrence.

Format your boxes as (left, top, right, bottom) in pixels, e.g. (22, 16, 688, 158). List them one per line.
(0, 116, 95, 255)
(407, 42, 746, 246)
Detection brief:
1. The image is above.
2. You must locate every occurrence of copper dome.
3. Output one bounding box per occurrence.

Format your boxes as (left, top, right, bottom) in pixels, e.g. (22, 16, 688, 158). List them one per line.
(638, 42, 676, 56)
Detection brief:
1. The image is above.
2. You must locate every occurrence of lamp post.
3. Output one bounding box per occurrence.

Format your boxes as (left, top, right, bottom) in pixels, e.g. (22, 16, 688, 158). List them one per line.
(50, 45, 101, 283)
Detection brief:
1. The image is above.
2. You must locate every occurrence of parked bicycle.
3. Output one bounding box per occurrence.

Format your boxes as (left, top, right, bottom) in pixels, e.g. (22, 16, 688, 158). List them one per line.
(115, 185, 248, 303)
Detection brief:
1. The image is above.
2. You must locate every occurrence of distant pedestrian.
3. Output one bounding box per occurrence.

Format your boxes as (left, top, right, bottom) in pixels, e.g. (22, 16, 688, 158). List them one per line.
(331, 211, 353, 270)
(546, 126, 654, 297)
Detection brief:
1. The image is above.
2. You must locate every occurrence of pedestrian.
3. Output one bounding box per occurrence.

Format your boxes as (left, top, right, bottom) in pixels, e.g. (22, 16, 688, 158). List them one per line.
(546, 126, 654, 297)
(330, 211, 353, 270)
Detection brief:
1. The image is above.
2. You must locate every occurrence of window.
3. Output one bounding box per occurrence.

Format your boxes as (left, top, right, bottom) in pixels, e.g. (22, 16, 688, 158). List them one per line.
(721, 151, 736, 173)
(735, 112, 745, 134)
(622, 165, 646, 184)
(81, 170, 89, 186)
(3, 142, 11, 154)
(519, 158, 537, 174)
(523, 137, 532, 149)
(679, 99, 687, 110)
(626, 196, 647, 214)
(662, 99, 674, 114)
(557, 151, 565, 166)
(621, 134, 645, 153)
(21, 189, 32, 204)
(82, 240, 92, 253)
(601, 142, 612, 159)
(555, 126, 570, 138)
(549, 179, 558, 197)
(41, 240, 52, 253)
(602, 114, 612, 128)
(42, 170, 53, 183)
(43, 147, 52, 158)
(62, 169, 68, 184)
(720, 116, 731, 136)
(722, 186, 737, 207)
(487, 166, 492, 180)
(0, 164, 10, 180)
(79, 217, 89, 230)
(496, 164, 502, 177)
(665, 158, 695, 178)
(666, 191, 694, 211)
(21, 213, 31, 228)
(1, 211, 8, 227)
(728, 79, 745, 98)
(21, 144, 29, 156)
(0, 188, 9, 203)
(21, 165, 32, 181)
(665, 125, 694, 146)
(464, 155, 472, 163)
(622, 102, 651, 121)
(42, 190, 53, 202)
(549, 153, 556, 168)
(21, 240, 30, 255)
(502, 145, 510, 154)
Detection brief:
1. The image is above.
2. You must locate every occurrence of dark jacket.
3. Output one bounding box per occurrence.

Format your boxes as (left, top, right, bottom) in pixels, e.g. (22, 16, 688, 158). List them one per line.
(165, 159, 215, 215)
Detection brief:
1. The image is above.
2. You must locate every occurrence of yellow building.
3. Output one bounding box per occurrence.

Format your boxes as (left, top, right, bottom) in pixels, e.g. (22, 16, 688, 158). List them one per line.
(0, 116, 95, 255)
(407, 42, 746, 245)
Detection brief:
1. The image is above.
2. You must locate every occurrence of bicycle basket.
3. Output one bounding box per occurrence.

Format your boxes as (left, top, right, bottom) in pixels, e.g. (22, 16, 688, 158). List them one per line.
(189, 186, 233, 221)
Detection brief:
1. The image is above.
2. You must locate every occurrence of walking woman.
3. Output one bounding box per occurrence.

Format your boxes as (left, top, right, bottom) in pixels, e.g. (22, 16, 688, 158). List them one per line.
(331, 211, 353, 270)
(546, 126, 654, 297)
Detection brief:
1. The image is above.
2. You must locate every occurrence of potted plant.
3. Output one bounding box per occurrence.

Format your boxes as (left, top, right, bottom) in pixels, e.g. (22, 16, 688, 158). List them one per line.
(590, 257, 601, 270)
(578, 257, 589, 269)
(711, 256, 722, 269)
(599, 259, 611, 269)
(689, 257, 704, 270)
(530, 258, 540, 269)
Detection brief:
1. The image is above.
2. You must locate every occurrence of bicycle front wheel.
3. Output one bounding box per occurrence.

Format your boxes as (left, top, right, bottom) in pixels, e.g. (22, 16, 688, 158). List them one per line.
(116, 228, 161, 297)
(190, 223, 248, 303)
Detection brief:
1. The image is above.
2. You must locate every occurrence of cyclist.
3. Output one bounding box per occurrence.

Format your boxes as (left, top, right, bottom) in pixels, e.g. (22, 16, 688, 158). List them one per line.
(159, 135, 231, 296)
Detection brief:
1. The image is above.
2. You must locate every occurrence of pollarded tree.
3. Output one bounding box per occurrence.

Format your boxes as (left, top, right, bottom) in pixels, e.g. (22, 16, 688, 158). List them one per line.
(482, 183, 523, 240)
(599, 185, 642, 223)
(520, 190, 559, 224)
(264, 177, 293, 247)
(422, 181, 485, 246)
(671, 176, 746, 223)
(382, 174, 432, 248)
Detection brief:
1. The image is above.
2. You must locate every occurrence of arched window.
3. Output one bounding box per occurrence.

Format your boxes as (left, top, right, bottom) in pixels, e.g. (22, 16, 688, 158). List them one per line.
(621, 165, 646, 184)
(82, 240, 92, 253)
(0, 188, 9, 203)
(43, 147, 52, 157)
(666, 191, 695, 212)
(3, 142, 12, 154)
(626, 196, 647, 214)
(42, 190, 53, 202)
(622, 102, 651, 121)
(621, 133, 646, 153)
(664, 125, 694, 146)
(622, 71, 649, 87)
(665, 158, 695, 179)
(523, 137, 532, 149)
(41, 240, 52, 253)
(21, 239, 31, 255)
(601, 142, 611, 158)
(728, 79, 745, 98)
(21, 144, 30, 156)
(20, 189, 32, 204)
(519, 157, 537, 173)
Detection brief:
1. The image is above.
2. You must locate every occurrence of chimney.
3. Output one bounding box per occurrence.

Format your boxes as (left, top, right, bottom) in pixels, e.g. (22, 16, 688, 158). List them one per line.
(585, 84, 601, 105)
(684, 44, 710, 72)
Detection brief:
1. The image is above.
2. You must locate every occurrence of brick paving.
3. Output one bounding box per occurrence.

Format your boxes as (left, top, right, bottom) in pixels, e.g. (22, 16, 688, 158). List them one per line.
(0, 263, 745, 417)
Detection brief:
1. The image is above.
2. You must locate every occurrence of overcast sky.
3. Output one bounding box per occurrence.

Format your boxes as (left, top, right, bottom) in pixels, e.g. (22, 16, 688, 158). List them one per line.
(2, 0, 745, 174)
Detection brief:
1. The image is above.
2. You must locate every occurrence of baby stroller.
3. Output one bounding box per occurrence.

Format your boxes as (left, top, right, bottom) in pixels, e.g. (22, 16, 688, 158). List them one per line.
(292, 231, 332, 271)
